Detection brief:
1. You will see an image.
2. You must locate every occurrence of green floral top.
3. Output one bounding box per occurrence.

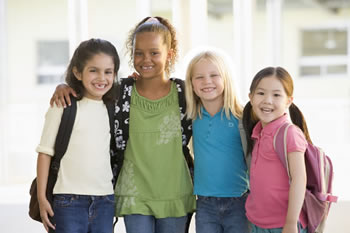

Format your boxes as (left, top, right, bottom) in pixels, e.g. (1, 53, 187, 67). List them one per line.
(115, 82, 196, 218)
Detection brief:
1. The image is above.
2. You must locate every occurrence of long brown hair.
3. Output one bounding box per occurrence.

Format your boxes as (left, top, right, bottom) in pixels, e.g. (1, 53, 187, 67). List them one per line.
(65, 38, 120, 104)
(243, 67, 312, 155)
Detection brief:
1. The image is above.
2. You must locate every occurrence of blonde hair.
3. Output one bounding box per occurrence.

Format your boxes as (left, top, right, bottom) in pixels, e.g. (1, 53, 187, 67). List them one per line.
(185, 50, 242, 120)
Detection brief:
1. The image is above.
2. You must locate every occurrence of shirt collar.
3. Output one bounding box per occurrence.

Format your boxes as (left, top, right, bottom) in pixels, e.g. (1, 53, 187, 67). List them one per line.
(201, 106, 224, 118)
(251, 113, 289, 139)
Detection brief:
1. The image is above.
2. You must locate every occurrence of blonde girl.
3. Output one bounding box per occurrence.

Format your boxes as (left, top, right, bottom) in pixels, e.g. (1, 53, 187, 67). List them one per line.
(243, 67, 309, 233)
(185, 50, 250, 233)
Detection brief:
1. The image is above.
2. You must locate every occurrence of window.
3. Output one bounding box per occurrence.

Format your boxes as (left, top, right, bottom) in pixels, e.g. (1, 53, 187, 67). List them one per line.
(37, 41, 69, 84)
(299, 27, 349, 78)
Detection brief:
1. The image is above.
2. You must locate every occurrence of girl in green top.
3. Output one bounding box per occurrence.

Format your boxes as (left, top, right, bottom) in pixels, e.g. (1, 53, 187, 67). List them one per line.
(114, 16, 195, 233)
(50, 17, 196, 233)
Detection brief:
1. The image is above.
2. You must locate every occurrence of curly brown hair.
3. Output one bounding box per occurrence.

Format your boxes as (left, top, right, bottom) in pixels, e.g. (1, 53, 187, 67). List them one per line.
(125, 16, 178, 77)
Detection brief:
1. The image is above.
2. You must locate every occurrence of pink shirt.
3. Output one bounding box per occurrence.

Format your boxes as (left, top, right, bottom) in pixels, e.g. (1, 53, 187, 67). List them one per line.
(245, 114, 308, 229)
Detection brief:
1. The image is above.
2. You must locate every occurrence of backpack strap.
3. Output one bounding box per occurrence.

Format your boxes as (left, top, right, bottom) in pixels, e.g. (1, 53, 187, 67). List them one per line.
(273, 122, 293, 180)
(238, 119, 251, 174)
(45, 95, 77, 207)
(171, 78, 194, 176)
(106, 101, 116, 187)
(112, 78, 134, 185)
(50, 96, 77, 173)
(116, 77, 134, 150)
(106, 102, 115, 138)
(171, 78, 192, 145)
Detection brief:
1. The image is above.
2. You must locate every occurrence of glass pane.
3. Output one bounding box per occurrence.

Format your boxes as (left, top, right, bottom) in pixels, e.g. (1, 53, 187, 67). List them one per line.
(300, 66, 321, 76)
(38, 75, 64, 84)
(327, 64, 347, 74)
(302, 29, 347, 56)
(37, 41, 69, 84)
(37, 41, 69, 66)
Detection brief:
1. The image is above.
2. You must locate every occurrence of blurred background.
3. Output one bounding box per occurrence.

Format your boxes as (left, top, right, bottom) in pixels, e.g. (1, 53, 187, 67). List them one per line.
(0, 0, 349, 232)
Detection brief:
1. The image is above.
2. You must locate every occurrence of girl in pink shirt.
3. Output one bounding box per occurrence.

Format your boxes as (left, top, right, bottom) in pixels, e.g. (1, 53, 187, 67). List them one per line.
(243, 67, 310, 233)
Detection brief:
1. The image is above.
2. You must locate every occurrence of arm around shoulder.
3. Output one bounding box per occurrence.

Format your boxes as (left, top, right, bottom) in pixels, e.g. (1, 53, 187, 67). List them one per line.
(49, 84, 77, 108)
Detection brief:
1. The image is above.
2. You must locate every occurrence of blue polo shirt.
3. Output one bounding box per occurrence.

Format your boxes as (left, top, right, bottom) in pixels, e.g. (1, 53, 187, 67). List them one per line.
(193, 107, 249, 197)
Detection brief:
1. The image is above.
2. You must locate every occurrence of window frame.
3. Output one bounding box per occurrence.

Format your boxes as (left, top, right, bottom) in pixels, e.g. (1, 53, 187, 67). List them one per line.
(299, 23, 350, 79)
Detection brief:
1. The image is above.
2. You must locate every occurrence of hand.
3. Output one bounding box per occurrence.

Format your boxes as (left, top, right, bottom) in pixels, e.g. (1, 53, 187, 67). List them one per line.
(282, 222, 298, 233)
(49, 84, 77, 108)
(128, 72, 141, 80)
(39, 198, 55, 232)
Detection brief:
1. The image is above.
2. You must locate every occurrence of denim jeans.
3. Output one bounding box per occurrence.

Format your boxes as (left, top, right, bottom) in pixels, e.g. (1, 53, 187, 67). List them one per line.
(53, 194, 115, 233)
(195, 193, 249, 233)
(124, 214, 188, 233)
(250, 222, 307, 233)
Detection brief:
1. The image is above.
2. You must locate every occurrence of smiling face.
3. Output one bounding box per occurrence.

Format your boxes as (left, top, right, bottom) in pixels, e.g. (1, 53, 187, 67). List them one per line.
(249, 75, 293, 127)
(133, 32, 171, 80)
(74, 53, 115, 100)
(191, 58, 224, 109)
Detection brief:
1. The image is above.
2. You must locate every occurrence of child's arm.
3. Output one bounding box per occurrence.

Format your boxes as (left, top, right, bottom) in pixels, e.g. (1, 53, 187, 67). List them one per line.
(283, 151, 306, 233)
(49, 84, 77, 108)
(36, 153, 55, 231)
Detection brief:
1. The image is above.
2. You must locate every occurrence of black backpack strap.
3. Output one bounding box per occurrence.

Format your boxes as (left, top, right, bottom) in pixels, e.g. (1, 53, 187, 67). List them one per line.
(106, 102, 115, 142)
(111, 78, 134, 185)
(105, 100, 119, 229)
(50, 96, 77, 173)
(171, 78, 194, 175)
(46, 96, 77, 205)
(117, 78, 134, 146)
(106, 101, 117, 187)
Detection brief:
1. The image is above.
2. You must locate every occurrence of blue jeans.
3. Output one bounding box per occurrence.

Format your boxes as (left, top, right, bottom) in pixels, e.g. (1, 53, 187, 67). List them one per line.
(53, 194, 115, 233)
(250, 223, 307, 233)
(195, 193, 249, 233)
(124, 214, 188, 233)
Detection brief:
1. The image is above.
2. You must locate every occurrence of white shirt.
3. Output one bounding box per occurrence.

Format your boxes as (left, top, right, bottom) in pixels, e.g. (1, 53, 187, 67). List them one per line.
(36, 97, 113, 195)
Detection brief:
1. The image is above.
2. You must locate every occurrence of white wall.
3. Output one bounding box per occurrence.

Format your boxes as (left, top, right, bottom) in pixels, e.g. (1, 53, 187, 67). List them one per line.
(0, 1, 349, 232)
(2, 0, 350, 197)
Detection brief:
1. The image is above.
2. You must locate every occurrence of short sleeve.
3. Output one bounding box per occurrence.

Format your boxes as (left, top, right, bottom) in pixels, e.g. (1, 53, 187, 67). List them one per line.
(35, 104, 64, 156)
(286, 125, 308, 154)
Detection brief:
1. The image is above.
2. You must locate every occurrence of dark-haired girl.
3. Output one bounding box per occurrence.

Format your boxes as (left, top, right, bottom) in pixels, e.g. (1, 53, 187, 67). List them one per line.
(36, 38, 119, 233)
(243, 67, 309, 233)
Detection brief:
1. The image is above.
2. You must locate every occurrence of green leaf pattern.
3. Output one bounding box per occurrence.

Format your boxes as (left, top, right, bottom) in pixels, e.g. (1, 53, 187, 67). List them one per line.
(116, 160, 138, 211)
(157, 111, 181, 145)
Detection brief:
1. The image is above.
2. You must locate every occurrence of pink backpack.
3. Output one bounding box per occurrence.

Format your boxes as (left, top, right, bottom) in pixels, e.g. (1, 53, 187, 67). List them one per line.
(273, 122, 338, 233)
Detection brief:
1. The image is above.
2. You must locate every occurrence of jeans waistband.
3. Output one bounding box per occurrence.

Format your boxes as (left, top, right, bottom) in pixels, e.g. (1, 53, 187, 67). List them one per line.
(54, 194, 114, 200)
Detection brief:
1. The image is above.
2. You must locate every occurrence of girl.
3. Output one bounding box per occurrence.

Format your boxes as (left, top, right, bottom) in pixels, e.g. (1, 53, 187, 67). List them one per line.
(243, 67, 309, 233)
(49, 17, 196, 233)
(185, 50, 250, 233)
(36, 38, 119, 233)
